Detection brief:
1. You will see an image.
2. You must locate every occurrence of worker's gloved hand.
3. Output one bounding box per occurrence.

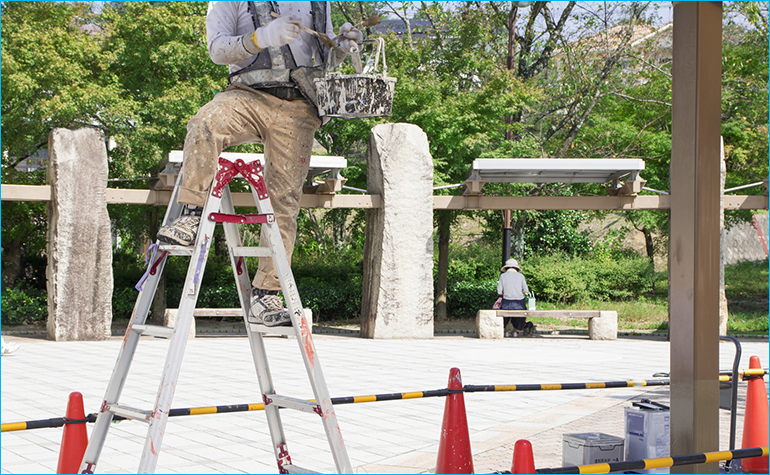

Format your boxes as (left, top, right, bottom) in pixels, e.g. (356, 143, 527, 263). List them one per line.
(336, 22, 363, 53)
(255, 15, 302, 49)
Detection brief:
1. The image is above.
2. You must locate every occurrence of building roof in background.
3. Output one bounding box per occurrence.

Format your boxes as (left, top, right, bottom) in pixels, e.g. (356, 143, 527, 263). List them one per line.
(563, 21, 672, 52)
(371, 18, 434, 39)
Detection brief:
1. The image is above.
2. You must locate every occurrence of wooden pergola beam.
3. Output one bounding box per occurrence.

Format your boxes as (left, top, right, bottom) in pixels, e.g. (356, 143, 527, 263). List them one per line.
(2, 184, 766, 210)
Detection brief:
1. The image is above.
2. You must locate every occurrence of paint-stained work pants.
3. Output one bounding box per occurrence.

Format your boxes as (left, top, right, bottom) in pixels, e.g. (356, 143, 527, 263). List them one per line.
(178, 82, 322, 291)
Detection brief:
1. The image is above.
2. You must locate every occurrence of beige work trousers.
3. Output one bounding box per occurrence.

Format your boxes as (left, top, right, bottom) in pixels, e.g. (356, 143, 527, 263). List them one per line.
(178, 82, 321, 291)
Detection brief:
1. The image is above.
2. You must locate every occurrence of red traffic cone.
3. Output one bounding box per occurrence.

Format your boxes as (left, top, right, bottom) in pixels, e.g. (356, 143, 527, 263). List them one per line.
(741, 355, 769, 474)
(511, 439, 535, 474)
(57, 392, 89, 474)
(436, 367, 474, 474)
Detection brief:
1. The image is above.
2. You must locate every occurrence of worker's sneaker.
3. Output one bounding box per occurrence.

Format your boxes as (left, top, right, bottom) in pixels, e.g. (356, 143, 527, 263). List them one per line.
(522, 321, 535, 337)
(249, 288, 292, 327)
(157, 207, 202, 246)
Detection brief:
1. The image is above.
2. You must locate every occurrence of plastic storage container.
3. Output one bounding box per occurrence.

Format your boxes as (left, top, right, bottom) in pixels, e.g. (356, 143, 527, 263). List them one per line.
(625, 400, 670, 474)
(562, 432, 624, 467)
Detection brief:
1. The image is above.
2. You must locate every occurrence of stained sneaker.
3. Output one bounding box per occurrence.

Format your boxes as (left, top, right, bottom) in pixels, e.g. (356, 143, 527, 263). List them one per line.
(249, 288, 292, 327)
(157, 207, 202, 246)
(522, 321, 535, 337)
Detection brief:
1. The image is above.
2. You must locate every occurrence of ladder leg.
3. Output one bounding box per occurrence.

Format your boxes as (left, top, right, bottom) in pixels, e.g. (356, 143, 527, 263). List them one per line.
(80, 251, 170, 473)
(248, 182, 352, 473)
(137, 193, 222, 473)
(220, 187, 295, 471)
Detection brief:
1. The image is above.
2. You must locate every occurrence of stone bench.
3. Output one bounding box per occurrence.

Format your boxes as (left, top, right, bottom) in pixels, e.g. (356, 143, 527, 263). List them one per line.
(163, 308, 312, 339)
(475, 310, 617, 340)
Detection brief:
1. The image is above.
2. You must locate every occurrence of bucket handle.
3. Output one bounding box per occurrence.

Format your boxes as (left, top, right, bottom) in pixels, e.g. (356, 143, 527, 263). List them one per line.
(325, 38, 387, 77)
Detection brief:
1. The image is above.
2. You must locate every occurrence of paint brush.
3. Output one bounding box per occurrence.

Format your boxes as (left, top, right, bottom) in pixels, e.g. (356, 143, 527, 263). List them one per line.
(270, 12, 336, 49)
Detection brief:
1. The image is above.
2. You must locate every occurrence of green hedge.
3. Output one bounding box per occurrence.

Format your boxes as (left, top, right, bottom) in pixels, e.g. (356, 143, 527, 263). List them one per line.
(1, 284, 47, 324)
(525, 253, 655, 304)
(443, 253, 656, 318)
(1, 247, 658, 325)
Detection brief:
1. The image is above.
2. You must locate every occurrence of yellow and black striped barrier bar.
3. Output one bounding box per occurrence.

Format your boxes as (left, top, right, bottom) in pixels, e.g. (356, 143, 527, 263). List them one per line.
(464, 380, 669, 393)
(719, 368, 768, 381)
(534, 446, 769, 474)
(0, 379, 669, 433)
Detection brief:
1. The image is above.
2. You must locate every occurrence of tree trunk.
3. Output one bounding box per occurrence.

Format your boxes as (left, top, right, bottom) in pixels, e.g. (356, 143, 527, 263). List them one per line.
(505, 3, 519, 141)
(435, 211, 450, 321)
(511, 215, 525, 258)
(2, 238, 23, 286)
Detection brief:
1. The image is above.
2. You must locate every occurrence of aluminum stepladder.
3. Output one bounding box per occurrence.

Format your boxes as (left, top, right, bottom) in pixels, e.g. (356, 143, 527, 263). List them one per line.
(80, 156, 352, 474)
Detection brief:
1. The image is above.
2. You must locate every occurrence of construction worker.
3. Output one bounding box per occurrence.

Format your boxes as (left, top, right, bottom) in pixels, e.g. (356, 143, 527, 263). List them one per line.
(157, 1, 362, 326)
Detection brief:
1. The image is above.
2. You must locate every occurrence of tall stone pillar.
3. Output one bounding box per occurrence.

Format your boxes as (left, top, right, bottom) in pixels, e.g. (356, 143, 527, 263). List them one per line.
(361, 124, 434, 339)
(46, 128, 113, 341)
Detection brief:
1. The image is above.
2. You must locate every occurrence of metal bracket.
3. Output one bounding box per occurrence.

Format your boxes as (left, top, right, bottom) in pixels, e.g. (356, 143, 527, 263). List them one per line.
(208, 212, 275, 225)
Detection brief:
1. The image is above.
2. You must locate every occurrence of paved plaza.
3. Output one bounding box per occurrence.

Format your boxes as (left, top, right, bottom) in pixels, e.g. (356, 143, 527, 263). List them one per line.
(1, 331, 767, 474)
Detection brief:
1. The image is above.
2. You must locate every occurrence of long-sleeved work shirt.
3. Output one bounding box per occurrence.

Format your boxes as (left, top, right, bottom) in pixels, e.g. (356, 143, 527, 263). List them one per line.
(206, 1, 335, 73)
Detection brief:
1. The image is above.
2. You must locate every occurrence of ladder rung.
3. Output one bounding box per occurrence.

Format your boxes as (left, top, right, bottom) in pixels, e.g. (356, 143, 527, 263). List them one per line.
(158, 244, 194, 256)
(131, 324, 174, 339)
(266, 395, 321, 414)
(232, 246, 272, 257)
(108, 404, 152, 423)
(283, 464, 321, 474)
(249, 323, 296, 336)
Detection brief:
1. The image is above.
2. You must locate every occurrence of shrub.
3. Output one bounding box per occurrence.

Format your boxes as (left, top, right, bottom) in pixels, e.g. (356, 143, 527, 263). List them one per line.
(439, 242, 500, 284)
(1, 284, 47, 325)
(525, 253, 655, 304)
(446, 279, 499, 318)
(297, 276, 362, 322)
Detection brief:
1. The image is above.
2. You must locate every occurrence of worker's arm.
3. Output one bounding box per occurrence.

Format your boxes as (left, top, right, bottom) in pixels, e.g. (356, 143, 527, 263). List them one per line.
(206, 2, 300, 66)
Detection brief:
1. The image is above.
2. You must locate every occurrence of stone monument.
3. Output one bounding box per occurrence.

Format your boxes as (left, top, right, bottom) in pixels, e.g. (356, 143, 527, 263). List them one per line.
(46, 128, 113, 341)
(361, 124, 434, 339)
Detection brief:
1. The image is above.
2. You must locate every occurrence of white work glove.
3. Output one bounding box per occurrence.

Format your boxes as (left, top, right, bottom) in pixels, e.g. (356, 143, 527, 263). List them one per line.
(255, 15, 301, 49)
(336, 22, 363, 53)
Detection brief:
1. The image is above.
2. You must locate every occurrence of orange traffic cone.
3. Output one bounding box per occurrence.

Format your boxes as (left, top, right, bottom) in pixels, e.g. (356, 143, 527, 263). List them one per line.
(57, 392, 89, 474)
(741, 355, 769, 474)
(436, 367, 474, 473)
(511, 439, 535, 474)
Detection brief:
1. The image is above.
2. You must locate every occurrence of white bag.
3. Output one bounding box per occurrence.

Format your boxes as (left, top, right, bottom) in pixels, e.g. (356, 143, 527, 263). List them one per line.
(527, 291, 536, 311)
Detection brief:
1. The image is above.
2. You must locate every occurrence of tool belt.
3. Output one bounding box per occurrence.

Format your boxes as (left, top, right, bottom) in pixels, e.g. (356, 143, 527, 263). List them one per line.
(254, 87, 305, 100)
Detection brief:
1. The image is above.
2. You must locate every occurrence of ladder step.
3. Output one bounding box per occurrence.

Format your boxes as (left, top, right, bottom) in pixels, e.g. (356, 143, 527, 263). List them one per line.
(249, 323, 296, 336)
(158, 244, 194, 256)
(266, 395, 321, 414)
(283, 464, 321, 474)
(232, 246, 272, 257)
(131, 324, 175, 339)
(108, 404, 152, 423)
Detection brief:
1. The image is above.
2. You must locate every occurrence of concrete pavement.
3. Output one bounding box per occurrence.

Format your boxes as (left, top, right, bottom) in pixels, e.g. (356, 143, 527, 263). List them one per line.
(1, 332, 767, 474)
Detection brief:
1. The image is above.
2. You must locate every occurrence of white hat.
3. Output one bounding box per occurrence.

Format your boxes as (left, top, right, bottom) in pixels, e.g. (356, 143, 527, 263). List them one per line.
(501, 258, 521, 273)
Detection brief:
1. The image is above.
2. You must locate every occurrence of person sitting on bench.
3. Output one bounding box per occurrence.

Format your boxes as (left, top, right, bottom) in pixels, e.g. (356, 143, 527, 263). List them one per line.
(497, 258, 534, 337)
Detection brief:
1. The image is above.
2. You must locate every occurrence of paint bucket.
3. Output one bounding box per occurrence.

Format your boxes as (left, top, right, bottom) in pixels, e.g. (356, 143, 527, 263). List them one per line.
(314, 38, 396, 119)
